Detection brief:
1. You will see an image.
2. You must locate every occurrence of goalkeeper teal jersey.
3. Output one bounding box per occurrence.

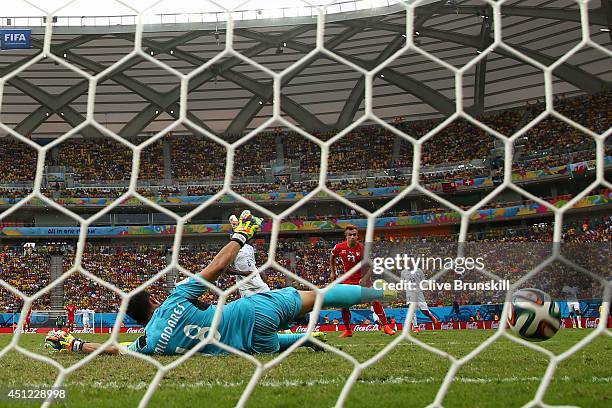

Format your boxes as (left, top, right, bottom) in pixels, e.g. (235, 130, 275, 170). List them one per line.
(128, 277, 255, 355)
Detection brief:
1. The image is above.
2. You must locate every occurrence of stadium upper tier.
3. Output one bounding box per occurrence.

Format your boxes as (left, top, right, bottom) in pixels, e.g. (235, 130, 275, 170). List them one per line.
(1, 216, 609, 312)
(0, 1, 609, 137)
(0, 92, 610, 195)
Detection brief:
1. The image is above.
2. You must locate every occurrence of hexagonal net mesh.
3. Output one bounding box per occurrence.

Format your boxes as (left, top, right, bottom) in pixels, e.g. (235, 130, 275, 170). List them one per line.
(0, 0, 610, 407)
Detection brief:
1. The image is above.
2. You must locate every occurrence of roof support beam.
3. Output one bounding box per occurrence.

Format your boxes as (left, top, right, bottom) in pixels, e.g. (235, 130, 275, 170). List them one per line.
(127, 25, 325, 136)
(328, 46, 455, 116)
(335, 34, 406, 128)
(374, 22, 609, 94)
(15, 35, 161, 137)
(226, 24, 369, 134)
(10, 76, 103, 138)
(223, 68, 325, 131)
(472, 13, 493, 116)
(336, 3, 450, 127)
(602, 0, 612, 42)
(414, 5, 606, 25)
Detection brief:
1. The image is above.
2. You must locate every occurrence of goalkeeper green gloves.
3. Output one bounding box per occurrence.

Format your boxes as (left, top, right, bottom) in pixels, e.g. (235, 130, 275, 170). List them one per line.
(44, 330, 86, 353)
(229, 210, 263, 247)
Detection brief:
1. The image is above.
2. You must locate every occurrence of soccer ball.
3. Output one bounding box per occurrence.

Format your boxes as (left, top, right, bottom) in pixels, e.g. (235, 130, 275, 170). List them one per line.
(507, 288, 561, 341)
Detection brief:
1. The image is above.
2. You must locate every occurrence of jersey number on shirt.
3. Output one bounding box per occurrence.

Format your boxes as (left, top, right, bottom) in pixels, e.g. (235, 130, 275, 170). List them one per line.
(174, 325, 221, 354)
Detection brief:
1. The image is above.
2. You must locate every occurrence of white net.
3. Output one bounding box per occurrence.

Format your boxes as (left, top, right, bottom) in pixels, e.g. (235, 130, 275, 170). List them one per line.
(0, 0, 610, 407)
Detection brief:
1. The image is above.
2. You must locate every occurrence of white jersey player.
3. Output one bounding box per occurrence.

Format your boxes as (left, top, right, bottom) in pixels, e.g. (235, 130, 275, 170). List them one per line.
(370, 305, 380, 325)
(400, 268, 439, 332)
(78, 308, 94, 330)
(562, 285, 582, 328)
(229, 243, 270, 298)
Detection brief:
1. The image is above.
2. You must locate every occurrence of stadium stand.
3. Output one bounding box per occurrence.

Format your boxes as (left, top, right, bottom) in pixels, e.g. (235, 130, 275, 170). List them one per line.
(2, 91, 609, 196)
(1, 215, 609, 312)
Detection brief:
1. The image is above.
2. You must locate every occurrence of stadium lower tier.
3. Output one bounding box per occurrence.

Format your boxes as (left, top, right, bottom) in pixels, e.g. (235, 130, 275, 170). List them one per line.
(1, 216, 609, 313)
(1, 301, 607, 329)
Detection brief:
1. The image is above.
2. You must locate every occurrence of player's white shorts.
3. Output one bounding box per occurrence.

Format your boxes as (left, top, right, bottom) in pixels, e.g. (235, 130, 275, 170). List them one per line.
(567, 301, 580, 313)
(408, 301, 430, 311)
(406, 290, 428, 310)
(238, 274, 271, 298)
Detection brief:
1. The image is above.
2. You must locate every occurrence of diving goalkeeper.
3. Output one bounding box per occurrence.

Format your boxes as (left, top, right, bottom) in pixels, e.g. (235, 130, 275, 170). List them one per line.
(45, 211, 395, 356)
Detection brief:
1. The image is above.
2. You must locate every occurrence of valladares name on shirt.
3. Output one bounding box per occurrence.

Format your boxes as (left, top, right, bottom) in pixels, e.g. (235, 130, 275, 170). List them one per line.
(374, 279, 511, 292)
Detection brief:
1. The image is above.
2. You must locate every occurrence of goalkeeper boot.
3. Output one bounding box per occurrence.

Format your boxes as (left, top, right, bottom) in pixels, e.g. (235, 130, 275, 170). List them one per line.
(413, 327, 421, 333)
(382, 324, 396, 336)
(339, 330, 353, 338)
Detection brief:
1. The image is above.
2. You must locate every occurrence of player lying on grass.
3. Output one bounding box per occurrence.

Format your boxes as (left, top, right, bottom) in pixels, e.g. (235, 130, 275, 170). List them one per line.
(45, 211, 395, 356)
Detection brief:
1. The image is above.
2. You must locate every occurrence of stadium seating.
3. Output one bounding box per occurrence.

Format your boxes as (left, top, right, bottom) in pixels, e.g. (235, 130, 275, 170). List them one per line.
(0, 215, 608, 312)
(2, 92, 609, 196)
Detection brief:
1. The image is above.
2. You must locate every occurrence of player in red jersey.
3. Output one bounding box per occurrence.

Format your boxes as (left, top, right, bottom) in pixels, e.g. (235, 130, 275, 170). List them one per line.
(330, 225, 396, 338)
(24, 307, 32, 331)
(66, 303, 76, 332)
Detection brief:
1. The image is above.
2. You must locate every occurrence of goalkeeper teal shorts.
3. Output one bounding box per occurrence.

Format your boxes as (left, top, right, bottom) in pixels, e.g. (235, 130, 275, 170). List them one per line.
(249, 287, 302, 354)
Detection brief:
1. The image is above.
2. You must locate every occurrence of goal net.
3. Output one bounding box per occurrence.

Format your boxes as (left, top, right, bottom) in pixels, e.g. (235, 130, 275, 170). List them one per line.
(0, 0, 610, 407)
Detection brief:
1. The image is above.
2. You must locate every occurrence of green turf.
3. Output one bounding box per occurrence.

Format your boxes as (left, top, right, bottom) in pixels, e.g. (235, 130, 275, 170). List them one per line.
(0, 329, 609, 407)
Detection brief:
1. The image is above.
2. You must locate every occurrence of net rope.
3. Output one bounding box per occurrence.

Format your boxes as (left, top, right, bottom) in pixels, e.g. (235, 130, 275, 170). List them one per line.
(0, 0, 609, 407)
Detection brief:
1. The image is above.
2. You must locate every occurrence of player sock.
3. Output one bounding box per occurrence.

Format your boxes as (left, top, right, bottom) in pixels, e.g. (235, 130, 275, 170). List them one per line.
(371, 301, 388, 325)
(322, 284, 390, 308)
(341, 308, 352, 332)
(277, 333, 306, 352)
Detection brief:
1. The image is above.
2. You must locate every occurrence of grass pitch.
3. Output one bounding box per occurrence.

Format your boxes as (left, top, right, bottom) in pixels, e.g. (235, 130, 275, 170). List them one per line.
(0, 329, 609, 407)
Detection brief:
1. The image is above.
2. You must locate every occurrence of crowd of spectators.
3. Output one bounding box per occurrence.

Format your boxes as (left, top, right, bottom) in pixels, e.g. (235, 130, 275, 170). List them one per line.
(419, 119, 494, 166)
(0, 138, 36, 183)
(2, 92, 607, 188)
(137, 136, 165, 180)
(48, 139, 133, 182)
(171, 135, 226, 182)
(0, 213, 608, 313)
(233, 134, 277, 178)
(327, 128, 403, 173)
(285, 134, 321, 174)
(0, 248, 51, 312)
(553, 91, 610, 135)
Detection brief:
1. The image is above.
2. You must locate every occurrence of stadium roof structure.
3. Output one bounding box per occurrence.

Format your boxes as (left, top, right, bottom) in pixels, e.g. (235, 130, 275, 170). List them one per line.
(0, 0, 610, 138)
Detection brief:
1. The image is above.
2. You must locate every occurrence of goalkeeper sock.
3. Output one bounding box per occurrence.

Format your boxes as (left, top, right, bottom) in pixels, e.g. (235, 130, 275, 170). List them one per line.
(277, 333, 306, 352)
(322, 284, 392, 308)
